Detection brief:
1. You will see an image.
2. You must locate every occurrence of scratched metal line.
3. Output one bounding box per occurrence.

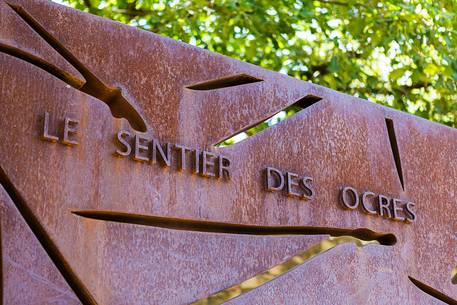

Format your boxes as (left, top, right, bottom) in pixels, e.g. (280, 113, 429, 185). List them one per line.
(189, 236, 379, 305)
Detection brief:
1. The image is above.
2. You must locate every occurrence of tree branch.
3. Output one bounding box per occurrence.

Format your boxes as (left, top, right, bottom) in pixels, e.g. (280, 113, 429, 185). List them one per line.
(83, 0, 92, 9)
(112, 8, 153, 17)
(314, 0, 367, 8)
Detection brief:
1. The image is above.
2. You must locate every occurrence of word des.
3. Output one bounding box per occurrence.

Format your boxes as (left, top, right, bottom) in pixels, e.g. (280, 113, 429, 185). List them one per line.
(264, 167, 314, 200)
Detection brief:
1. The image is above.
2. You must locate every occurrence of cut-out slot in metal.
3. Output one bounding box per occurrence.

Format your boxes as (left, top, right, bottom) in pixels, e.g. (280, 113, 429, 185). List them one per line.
(2, 3, 147, 132)
(0, 165, 98, 305)
(409, 276, 457, 305)
(72, 210, 396, 245)
(0, 43, 84, 88)
(216, 95, 322, 147)
(186, 74, 263, 90)
(451, 267, 457, 284)
(385, 118, 405, 190)
(190, 236, 392, 305)
(73, 210, 396, 304)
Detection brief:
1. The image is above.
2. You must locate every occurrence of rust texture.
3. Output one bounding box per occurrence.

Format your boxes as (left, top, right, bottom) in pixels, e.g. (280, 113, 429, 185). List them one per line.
(0, 0, 456, 304)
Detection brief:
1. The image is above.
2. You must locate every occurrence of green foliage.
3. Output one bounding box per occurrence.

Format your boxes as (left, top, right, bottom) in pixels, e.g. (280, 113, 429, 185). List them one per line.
(55, 0, 457, 127)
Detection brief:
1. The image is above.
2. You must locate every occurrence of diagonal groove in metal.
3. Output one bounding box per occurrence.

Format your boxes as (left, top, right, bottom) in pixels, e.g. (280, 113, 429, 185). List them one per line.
(0, 165, 98, 305)
(186, 73, 263, 90)
(3, 3, 147, 132)
(72, 210, 396, 245)
(385, 118, 405, 190)
(409, 276, 457, 305)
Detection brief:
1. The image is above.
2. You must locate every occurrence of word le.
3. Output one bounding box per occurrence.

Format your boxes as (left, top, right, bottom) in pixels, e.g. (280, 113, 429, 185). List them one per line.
(265, 167, 314, 200)
(340, 186, 416, 223)
(41, 112, 79, 146)
(115, 130, 231, 180)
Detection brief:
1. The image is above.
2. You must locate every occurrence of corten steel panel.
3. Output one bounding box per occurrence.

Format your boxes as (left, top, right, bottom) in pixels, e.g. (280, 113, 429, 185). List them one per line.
(0, 186, 82, 305)
(0, 0, 455, 304)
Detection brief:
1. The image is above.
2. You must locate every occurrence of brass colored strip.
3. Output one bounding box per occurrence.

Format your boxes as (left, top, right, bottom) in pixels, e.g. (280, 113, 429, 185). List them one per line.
(190, 236, 378, 305)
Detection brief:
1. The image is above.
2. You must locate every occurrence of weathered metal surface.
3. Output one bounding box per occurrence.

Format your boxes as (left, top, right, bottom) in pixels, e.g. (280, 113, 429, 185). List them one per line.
(0, 0, 456, 304)
(0, 185, 82, 305)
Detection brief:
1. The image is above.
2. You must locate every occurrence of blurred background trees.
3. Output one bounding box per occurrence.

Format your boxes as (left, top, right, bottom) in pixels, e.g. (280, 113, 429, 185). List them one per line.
(55, 0, 456, 127)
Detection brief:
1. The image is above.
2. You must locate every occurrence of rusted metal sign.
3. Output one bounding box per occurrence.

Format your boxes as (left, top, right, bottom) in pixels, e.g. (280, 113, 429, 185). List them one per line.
(0, 1, 456, 304)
